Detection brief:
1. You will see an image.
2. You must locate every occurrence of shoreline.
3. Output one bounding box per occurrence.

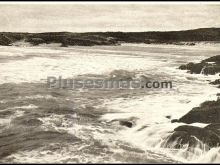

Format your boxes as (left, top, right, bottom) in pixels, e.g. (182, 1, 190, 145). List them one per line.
(167, 55, 220, 156)
(1, 28, 220, 47)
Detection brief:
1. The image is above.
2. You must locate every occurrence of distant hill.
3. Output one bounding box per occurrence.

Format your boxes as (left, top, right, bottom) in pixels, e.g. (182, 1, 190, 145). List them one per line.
(0, 28, 220, 46)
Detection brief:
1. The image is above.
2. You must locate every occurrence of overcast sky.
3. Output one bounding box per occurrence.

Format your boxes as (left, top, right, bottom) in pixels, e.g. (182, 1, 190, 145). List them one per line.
(0, 3, 220, 32)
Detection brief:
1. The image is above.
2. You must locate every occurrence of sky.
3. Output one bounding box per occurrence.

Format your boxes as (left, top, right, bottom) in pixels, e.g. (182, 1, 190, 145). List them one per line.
(0, 3, 220, 32)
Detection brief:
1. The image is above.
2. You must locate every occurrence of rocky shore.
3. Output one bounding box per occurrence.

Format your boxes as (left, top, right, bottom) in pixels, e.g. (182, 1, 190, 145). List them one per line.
(168, 55, 220, 150)
(179, 55, 220, 75)
(1, 28, 220, 47)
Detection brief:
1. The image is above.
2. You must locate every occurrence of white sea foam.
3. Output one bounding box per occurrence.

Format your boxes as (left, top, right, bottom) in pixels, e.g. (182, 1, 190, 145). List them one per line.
(0, 51, 167, 84)
(18, 95, 56, 100)
(1, 44, 220, 163)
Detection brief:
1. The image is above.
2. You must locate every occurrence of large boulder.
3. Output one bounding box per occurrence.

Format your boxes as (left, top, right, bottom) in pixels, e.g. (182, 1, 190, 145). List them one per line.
(179, 62, 204, 74)
(174, 100, 220, 124)
(202, 55, 220, 64)
(202, 65, 220, 75)
(169, 100, 220, 150)
(163, 125, 220, 149)
(210, 79, 220, 88)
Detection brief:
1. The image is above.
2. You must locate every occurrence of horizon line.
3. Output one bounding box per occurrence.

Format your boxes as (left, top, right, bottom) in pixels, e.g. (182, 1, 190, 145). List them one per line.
(0, 27, 219, 34)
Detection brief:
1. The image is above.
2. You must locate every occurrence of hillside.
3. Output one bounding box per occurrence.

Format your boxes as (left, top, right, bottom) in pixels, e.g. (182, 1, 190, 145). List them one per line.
(0, 28, 220, 46)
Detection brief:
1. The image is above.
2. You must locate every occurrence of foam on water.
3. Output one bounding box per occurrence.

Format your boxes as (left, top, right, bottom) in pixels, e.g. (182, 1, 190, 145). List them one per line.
(1, 44, 220, 163)
(0, 47, 167, 84)
(96, 44, 220, 163)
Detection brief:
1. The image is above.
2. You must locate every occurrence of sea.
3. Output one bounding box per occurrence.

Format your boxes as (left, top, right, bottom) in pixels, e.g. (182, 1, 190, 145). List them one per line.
(0, 43, 220, 163)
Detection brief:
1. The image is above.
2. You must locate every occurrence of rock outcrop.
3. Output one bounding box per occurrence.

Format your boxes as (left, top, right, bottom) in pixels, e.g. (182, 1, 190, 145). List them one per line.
(174, 100, 220, 124)
(168, 55, 220, 151)
(179, 55, 220, 75)
(163, 125, 220, 149)
(210, 79, 220, 88)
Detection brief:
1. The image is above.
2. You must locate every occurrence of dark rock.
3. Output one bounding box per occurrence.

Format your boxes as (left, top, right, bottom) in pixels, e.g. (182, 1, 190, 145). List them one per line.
(111, 117, 137, 128)
(179, 64, 187, 70)
(119, 121, 133, 128)
(177, 100, 220, 124)
(137, 125, 149, 131)
(202, 55, 220, 63)
(179, 55, 220, 75)
(202, 65, 220, 75)
(165, 115, 171, 119)
(187, 42, 196, 46)
(210, 79, 220, 85)
(205, 123, 220, 131)
(171, 119, 179, 123)
(163, 125, 220, 149)
(179, 62, 204, 74)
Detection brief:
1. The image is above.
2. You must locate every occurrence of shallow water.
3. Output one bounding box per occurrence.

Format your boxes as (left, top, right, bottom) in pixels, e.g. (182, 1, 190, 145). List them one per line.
(0, 43, 220, 163)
